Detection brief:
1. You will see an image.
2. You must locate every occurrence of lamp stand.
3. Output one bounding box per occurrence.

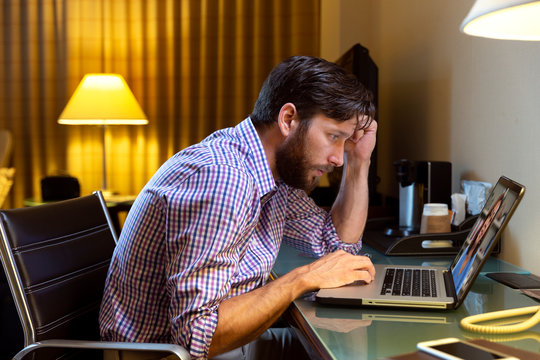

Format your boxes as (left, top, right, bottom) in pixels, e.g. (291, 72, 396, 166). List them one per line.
(101, 125, 114, 197)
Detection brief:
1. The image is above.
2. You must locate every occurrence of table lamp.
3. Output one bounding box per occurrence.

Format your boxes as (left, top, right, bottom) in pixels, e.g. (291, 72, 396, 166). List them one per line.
(58, 73, 148, 195)
(461, 0, 540, 40)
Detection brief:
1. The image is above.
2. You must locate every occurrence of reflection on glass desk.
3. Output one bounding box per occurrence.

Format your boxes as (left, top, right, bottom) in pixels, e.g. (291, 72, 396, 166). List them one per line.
(273, 244, 540, 360)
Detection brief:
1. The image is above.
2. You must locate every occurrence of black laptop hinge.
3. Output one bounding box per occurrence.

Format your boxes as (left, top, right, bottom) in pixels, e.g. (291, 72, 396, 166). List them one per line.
(443, 270, 457, 301)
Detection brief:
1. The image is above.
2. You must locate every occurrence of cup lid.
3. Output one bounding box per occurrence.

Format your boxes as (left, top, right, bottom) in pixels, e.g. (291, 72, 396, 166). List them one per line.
(423, 203, 448, 215)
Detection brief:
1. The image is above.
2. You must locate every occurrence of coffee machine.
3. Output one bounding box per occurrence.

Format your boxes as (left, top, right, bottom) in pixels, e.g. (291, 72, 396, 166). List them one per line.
(386, 160, 452, 237)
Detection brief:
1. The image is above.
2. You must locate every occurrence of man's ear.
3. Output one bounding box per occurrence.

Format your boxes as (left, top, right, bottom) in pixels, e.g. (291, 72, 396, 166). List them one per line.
(277, 103, 298, 137)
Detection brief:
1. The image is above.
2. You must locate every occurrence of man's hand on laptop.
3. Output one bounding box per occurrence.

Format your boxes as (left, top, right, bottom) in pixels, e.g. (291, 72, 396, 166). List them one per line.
(301, 250, 375, 291)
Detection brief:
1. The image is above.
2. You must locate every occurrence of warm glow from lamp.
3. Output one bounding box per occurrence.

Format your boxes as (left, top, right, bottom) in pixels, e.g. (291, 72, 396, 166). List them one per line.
(58, 73, 148, 194)
(461, 0, 540, 40)
(58, 74, 148, 125)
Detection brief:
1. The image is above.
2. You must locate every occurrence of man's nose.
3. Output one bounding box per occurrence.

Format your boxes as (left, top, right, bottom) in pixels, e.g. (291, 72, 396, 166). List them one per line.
(328, 148, 344, 167)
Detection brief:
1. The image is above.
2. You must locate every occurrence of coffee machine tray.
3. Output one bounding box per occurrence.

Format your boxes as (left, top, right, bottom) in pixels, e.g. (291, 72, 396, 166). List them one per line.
(363, 215, 499, 256)
(364, 228, 468, 256)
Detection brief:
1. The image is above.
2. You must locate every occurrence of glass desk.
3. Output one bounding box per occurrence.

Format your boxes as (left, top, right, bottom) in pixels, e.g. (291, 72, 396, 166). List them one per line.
(273, 244, 540, 360)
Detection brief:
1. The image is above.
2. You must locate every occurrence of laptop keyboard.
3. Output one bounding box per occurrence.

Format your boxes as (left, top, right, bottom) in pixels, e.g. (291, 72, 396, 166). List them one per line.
(381, 268, 437, 297)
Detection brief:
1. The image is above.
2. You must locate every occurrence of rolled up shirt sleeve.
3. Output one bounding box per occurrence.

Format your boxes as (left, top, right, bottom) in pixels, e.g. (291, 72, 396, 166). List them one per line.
(282, 186, 363, 257)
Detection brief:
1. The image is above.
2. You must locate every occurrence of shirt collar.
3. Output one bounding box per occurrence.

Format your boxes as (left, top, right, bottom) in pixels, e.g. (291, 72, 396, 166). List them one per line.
(236, 117, 276, 198)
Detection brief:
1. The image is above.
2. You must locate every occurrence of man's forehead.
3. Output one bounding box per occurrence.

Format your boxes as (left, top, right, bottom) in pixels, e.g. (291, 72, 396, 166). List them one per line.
(314, 114, 355, 128)
(322, 116, 358, 137)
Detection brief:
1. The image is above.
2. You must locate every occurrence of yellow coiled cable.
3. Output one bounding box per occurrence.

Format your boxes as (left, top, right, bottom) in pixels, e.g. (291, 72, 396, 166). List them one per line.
(460, 306, 540, 334)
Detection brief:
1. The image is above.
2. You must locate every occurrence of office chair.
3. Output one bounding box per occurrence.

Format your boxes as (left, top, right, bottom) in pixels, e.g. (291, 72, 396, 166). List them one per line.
(0, 191, 190, 360)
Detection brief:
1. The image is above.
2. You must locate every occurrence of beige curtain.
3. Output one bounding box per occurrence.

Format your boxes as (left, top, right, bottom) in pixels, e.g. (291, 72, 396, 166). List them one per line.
(0, 0, 320, 208)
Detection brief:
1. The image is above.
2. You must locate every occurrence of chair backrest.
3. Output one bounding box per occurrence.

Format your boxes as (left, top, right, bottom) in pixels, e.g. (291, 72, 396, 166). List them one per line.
(0, 192, 117, 347)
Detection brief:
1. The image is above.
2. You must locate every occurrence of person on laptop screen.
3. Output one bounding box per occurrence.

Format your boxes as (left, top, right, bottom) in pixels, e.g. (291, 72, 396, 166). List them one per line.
(453, 188, 510, 293)
(99, 56, 377, 359)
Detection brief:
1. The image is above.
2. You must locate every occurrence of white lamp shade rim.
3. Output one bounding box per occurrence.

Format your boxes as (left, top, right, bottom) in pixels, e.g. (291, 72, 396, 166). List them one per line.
(58, 119, 149, 125)
(460, 0, 540, 40)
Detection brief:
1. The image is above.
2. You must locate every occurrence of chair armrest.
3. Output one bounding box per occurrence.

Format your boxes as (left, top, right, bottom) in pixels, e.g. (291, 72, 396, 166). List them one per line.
(14, 339, 191, 360)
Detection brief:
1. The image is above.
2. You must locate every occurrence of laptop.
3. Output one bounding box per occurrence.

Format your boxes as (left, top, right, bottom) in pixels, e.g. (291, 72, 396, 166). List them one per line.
(316, 176, 525, 310)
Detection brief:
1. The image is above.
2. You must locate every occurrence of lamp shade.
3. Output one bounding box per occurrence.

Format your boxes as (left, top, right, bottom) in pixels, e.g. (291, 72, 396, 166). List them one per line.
(460, 0, 540, 40)
(58, 74, 148, 125)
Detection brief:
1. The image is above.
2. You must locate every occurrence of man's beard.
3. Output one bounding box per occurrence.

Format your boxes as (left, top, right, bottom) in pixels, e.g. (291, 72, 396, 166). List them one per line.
(275, 125, 333, 193)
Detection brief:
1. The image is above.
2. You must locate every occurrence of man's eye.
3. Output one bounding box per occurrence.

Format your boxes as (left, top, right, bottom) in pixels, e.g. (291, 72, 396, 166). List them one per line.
(330, 134, 339, 141)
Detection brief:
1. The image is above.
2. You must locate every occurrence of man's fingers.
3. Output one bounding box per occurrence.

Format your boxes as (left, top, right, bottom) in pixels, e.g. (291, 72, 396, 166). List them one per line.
(311, 251, 377, 288)
(337, 252, 376, 282)
(352, 256, 376, 282)
(355, 269, 375, 284)
(348, 129, 364, 143)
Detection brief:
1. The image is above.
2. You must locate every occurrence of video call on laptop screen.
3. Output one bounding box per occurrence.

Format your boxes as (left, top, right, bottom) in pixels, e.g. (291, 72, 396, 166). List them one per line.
(450, 181, 519, 298)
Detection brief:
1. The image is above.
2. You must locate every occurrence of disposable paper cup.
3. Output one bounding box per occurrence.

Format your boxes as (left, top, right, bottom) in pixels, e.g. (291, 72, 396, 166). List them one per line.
(420, 203, 452, 234)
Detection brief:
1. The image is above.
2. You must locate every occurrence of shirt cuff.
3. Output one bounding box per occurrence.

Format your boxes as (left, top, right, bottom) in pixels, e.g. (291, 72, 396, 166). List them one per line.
(182, 308, 219, 359)
(323, 215, 363, 254)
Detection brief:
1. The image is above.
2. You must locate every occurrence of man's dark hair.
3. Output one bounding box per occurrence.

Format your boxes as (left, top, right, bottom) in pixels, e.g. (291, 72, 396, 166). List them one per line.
(250, 55, 375, 129)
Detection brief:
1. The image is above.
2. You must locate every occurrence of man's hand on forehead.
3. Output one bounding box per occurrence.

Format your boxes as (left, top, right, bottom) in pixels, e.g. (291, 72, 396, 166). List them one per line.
(347, 116, 372, 143)
(358, 115, 373, 130)
(347, 129, 364, 144)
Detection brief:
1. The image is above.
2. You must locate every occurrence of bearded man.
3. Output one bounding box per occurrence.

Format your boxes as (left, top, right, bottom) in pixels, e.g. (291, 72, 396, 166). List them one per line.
(99, 55, 378, 360)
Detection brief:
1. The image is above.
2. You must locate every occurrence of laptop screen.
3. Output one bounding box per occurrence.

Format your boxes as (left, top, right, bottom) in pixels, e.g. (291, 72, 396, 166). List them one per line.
(450, 177, 525, 300)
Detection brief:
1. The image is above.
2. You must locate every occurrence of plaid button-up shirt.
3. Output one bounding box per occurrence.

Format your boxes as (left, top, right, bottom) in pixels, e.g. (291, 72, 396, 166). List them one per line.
(99, 118, 362, 359)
